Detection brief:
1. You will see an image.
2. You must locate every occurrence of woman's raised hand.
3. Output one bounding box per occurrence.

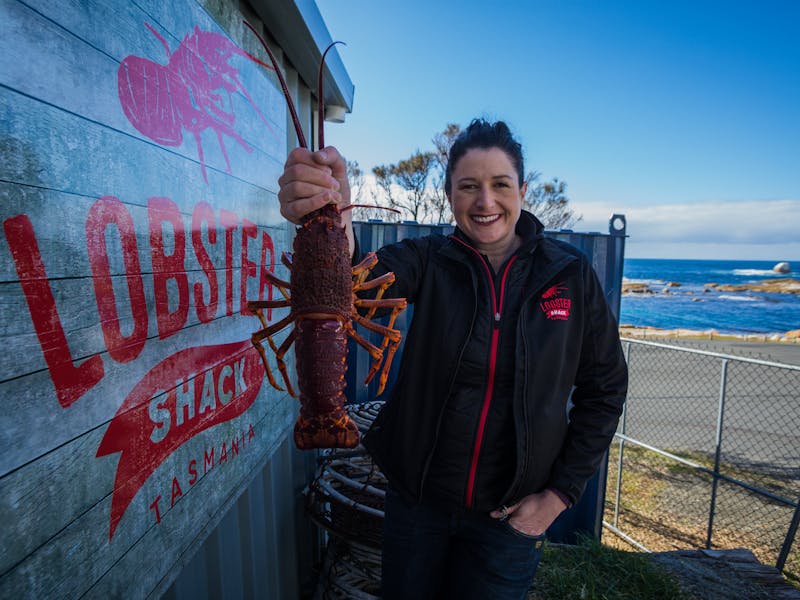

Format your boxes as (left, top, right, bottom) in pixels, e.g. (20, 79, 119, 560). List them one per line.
(277, 146, 351, 224)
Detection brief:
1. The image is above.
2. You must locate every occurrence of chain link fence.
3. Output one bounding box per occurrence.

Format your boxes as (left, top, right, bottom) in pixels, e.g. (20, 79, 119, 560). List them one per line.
(604, 339, 800, 578)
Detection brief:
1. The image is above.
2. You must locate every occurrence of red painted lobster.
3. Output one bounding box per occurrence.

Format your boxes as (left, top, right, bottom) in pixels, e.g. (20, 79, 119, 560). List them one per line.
(244, 22, 407, 450)
(118, 23, 277, 183)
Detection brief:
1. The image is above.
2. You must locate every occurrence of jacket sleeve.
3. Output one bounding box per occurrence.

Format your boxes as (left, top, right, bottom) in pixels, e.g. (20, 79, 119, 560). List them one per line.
(546, 259, 628, 505)
(355, 235, 433, 306)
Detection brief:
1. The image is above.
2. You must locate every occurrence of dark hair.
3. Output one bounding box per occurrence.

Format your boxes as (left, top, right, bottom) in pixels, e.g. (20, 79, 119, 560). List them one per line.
(444, 119, 524, 195)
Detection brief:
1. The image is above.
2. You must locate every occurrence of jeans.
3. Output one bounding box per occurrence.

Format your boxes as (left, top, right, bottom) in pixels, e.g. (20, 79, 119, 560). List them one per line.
(381, 489, 546, 600)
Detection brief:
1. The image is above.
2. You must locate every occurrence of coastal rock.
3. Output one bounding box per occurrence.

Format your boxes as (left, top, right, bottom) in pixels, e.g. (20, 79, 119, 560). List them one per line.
(622, 282, 653, 294)
(660, 281, 681, 294)
(619, 325, 800, 344)
(704, 278, 800, 294)
(773, 261, 791, 274)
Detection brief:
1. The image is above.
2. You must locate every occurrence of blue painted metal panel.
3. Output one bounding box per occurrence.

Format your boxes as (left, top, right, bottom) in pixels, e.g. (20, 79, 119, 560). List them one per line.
(163, 435, 319, 599)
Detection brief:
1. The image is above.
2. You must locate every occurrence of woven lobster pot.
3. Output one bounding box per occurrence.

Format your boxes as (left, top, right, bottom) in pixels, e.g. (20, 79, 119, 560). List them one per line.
(306, 402, 388, 550)
(316, 537, 381, 600)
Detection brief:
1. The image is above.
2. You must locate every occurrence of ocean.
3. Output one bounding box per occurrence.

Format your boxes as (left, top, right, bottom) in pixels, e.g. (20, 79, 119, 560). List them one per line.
(620, 259, 800, 335)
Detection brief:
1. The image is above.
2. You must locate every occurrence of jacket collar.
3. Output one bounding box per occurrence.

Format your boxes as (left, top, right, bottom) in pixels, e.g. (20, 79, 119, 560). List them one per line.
(445, 210, 544, 261)
(441, 211, 580, 283)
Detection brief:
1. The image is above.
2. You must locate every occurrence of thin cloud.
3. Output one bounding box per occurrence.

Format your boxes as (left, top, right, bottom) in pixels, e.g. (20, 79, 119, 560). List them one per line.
(576, 199, 800, 245)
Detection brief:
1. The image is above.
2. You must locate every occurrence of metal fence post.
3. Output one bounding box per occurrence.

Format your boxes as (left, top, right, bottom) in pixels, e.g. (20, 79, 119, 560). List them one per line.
(777, 498, 800, 570)
(614, 341, 632, 528)
(706, 358, 729, 549)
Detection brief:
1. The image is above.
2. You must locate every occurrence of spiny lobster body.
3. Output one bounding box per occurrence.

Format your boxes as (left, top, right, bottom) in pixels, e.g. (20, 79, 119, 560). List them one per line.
(244, 24, 406, 449)
(291, 206, 356, 448)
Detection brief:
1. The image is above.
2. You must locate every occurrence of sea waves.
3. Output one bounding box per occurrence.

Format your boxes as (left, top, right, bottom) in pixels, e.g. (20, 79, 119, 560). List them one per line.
(732, 268, 784, 277)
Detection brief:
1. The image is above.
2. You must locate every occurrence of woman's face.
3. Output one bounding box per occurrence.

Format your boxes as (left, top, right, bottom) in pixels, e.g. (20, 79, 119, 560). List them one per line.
(447, 147, 526, 253)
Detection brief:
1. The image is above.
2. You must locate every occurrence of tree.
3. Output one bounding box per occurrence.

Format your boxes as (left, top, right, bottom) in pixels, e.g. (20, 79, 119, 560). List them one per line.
(371, 151, 435, 222)
(523, 172, 582, 230)
(348, 159, 387, 222)
(429, 123, 461, 224)
(367, 164, 401, 222)
(347, 159, 365, 203)
(390, 151, 435, 222)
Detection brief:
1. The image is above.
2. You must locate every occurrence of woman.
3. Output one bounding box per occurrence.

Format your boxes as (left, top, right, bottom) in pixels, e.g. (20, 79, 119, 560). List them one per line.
(278, 119, 628, 599)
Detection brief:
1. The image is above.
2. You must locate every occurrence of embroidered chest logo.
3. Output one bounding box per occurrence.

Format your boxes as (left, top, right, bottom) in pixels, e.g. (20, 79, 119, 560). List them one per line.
(539, 282, 571, 321)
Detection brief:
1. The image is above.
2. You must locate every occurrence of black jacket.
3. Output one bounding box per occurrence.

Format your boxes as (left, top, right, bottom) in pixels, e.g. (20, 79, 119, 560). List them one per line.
(362, 211, 628, 508)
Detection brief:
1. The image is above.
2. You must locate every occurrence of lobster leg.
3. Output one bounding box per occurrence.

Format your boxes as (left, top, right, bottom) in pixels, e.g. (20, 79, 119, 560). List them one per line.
(260, 271, 291, 299)
(344, 319, 402, 396)
(252, 312, 294, 342)
(273, 326, 299, 397)
(248, 299, 291, 311)
(250, 332, 285, 392)
(354, 271, 395, 292)
(345, 323, 384, 360)
(354, 273, 395, 318)
(352, 312, 403, 342)
(352, 252, 379, 285)
(352, 302, 406, 393)
(249, 312, 296, 391)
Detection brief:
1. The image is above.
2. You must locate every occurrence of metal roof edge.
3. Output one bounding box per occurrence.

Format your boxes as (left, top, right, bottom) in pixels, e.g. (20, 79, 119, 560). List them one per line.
(250, 0, 355, 114)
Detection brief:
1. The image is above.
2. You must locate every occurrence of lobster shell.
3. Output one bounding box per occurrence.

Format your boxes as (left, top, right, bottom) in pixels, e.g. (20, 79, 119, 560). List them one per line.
(291, 206, 358, 448)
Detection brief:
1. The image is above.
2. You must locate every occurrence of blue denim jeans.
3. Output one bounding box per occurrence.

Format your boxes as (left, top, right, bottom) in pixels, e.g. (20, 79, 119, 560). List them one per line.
(381, 489, 546, 600)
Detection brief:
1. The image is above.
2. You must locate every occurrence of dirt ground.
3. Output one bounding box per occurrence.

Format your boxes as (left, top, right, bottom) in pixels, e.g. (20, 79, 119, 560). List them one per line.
(648, 548, 800, 599)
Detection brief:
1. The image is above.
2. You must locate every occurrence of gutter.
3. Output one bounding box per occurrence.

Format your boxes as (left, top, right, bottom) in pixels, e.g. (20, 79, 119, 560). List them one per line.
(250, 0, 355, 116)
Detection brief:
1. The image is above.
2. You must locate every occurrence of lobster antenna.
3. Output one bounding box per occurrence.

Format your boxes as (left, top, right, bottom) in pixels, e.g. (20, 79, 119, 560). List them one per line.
(243, 20, 307, 148)
(340, 205, 401, 215)
(317, 41, 345, 150)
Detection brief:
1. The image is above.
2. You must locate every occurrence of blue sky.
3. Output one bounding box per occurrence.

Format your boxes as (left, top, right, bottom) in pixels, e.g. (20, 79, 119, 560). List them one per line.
(315, 0, 799, 261)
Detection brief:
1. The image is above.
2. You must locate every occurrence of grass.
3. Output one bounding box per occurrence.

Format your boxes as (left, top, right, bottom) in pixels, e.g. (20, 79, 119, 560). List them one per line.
(529, 536, 687, 599)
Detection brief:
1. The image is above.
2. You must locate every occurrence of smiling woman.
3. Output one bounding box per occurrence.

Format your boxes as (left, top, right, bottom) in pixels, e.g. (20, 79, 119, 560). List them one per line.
(444, 121, 527, 271)
(276, 117, 629, 599)
(446, 146, 526, 271)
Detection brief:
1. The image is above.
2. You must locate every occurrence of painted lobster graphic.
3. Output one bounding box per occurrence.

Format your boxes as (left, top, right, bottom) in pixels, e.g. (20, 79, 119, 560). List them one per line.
(244, 22, 407, 450)
(118, 23, 277, 183)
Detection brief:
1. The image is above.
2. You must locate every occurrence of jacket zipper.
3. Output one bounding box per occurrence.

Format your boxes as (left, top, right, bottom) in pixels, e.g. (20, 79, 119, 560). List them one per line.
(451, 236, 517, 508)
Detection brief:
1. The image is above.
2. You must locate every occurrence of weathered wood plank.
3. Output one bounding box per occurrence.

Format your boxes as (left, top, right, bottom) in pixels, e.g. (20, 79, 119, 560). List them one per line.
(3, 0, 286, 180)
(1, 181, 291, 383)
(0, 182, 290, 282)
(0, 269, 290, 380)
(0, 308, 295, 475)
(0, 399, 296, 598)
(0, 87, 285, 224)
(1, 184, 289, 287)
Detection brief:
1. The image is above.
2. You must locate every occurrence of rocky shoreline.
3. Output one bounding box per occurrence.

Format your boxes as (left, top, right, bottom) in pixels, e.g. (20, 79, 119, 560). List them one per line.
(619, 324, 800, 344)
(623, 277, 800, 296)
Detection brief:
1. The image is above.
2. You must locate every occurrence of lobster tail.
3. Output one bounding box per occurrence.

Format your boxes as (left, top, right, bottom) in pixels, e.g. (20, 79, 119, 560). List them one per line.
(293, 317, 358, 449)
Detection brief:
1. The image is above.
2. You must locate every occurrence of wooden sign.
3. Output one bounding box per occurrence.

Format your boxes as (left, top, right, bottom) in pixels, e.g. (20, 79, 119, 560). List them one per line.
(0, 0, 296, 595)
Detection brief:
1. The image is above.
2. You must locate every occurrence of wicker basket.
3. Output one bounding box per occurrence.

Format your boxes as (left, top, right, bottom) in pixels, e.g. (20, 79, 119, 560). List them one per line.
(309, 402, 387, 598)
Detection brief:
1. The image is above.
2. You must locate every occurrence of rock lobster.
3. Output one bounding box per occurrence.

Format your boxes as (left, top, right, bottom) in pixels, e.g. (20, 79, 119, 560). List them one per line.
(244, 22, 407, 449)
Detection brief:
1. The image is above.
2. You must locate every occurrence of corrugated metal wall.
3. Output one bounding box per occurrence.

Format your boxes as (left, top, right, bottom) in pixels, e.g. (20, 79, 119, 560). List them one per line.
(163, 436, 321, 599)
